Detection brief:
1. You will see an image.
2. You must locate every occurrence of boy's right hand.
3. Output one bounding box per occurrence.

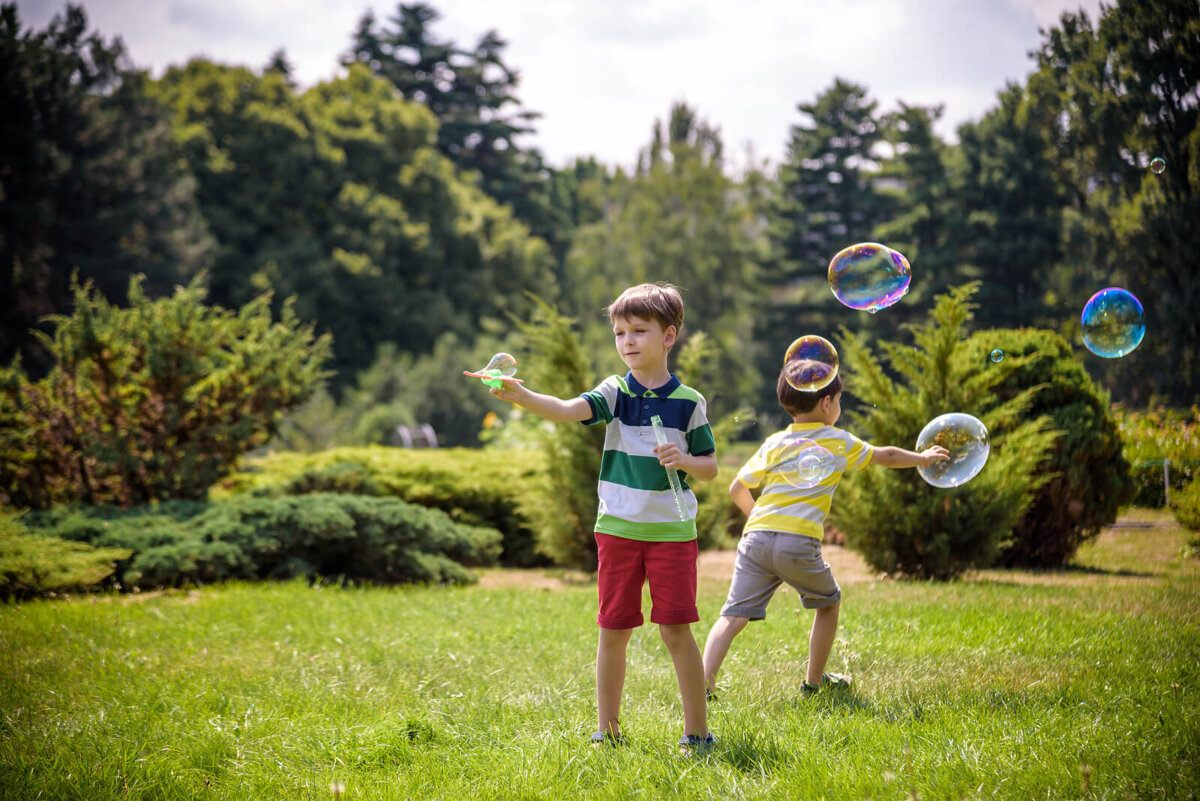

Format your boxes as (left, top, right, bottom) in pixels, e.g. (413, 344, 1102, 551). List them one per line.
(489, 378, 525, 404)
(919, 445, 951, 465)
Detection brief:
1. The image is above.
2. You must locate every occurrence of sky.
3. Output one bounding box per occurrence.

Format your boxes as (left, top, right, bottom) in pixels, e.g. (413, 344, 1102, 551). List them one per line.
(16, 0, 1107, 170)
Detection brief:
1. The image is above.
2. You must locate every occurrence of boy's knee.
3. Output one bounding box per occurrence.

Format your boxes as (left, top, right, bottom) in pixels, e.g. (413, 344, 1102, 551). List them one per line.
(658, 623, 694, 645)
(723, 615, 750, 633)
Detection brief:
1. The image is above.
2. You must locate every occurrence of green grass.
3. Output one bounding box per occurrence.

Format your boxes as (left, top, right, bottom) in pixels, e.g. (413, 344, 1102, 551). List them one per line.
(2, 513, 1198, 799)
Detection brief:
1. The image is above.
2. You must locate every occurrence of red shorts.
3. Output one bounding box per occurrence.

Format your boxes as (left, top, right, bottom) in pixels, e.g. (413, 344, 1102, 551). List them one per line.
(595, 532, 699, 629)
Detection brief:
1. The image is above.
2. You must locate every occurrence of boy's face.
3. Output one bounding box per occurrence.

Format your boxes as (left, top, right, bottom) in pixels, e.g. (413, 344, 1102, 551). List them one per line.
(612, 314, 676, 374)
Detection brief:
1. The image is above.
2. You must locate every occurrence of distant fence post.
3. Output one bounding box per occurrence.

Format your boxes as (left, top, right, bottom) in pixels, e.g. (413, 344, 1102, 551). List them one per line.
(1164, 457, 1170, 507)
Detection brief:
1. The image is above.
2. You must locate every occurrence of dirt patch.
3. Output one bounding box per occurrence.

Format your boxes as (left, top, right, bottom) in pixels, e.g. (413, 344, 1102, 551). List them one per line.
(475, 568, 593, 591)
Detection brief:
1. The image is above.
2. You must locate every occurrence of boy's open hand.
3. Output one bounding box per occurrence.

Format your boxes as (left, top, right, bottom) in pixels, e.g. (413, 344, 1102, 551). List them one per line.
(919, 445, 951, 465)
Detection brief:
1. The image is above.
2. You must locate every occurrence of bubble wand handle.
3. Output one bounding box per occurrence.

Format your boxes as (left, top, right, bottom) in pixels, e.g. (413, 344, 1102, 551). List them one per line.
(650, 415, 688, 522)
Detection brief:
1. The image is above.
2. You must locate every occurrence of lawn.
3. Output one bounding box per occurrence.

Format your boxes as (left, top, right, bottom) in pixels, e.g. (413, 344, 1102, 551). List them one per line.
(1, 512, 1197, 799)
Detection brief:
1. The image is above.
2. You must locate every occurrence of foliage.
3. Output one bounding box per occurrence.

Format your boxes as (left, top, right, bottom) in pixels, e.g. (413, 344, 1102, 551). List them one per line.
(1172, 476, 1200, 531)
(0, 509, 131, 600)
(0, 4, 212, 374)
(964, 329, 1135, 566)
(151, 58, 553, 385)
(24, 493, 500, 589)
(215, 445, 547, 567)
(0, 275, 331, 509)
(558, 103, 766, 422)
(508, 296, 605, 569)
(833, 284, 1059, 579)
(1113, 405, 1200, 506)
(1028, 0, 1200, 405)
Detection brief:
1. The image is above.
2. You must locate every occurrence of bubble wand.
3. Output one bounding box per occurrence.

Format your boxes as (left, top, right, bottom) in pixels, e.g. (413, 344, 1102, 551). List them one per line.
(650, 415, 688, 522)
(463, 352, 526, 389)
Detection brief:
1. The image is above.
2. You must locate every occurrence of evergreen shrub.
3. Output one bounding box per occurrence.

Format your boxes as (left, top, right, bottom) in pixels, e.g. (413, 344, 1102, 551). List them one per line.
(964, 329, 1135, 566)
(832, 285, 1059, 579)
(1115, 406, 1200, 507)
(218, 446, 546, 567)
(0, 275, 331, 509)
(0, 511, 131, 600)
(23, 494, 500, 590)
(1172, 477, 1200, 532)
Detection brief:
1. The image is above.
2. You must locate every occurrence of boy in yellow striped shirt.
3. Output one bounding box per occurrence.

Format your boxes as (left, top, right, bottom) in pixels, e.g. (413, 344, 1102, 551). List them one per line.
(702, 363, 948, 696)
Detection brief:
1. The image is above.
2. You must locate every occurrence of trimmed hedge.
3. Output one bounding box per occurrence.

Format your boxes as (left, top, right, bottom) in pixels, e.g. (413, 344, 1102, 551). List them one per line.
(217, 447, 547, 567)
(26, 493, 501, 590)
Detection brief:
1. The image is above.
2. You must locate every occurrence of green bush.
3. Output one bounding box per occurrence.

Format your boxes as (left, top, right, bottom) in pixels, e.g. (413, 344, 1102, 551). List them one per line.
(0, 511, 132, 600)
(1114, 406, 1200, 507)
(0, 275, 331, 509)
(1172, 477, 1200, 532)
(964, 328, 1135, 567)
(833, 284, 1059, 580)
(217, 447, 547, 567)
(23, 494, 501, 590)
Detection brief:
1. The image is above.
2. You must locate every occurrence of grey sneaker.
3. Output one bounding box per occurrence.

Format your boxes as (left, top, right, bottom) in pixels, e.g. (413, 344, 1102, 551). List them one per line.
(590, 730, 624, 747)
(801, 672, 852, 695)
(678, 732, 716, 752)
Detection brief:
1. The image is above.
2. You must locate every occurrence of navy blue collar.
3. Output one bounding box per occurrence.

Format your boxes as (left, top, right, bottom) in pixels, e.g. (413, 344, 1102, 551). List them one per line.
(625, 371, 679, 398)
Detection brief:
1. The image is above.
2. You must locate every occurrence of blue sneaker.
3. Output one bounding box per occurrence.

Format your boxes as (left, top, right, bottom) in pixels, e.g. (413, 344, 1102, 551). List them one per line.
(678, 733, 716, 752)
(802, 672, 852, 695)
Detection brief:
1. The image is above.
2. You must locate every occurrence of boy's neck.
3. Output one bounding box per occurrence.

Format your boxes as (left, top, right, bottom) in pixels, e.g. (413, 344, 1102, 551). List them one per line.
(631, 365, 672, 390)
(791, 413, 827, 426)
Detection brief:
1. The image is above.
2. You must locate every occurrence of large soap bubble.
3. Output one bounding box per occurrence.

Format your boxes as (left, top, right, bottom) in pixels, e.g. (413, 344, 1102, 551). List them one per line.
(916, 413, 989, 488)
(828, 242, 911, 313)
(765, 433, 837, 489)
(783, 335, 839, 392)
(1081, 288, 1145, 358)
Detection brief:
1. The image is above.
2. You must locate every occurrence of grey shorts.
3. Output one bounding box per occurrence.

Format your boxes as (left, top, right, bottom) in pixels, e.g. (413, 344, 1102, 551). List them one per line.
(720, 530, 841, 619)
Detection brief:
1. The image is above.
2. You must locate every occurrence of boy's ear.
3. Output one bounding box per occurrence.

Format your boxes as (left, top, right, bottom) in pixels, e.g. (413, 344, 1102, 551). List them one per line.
(663, 324, 677, 348)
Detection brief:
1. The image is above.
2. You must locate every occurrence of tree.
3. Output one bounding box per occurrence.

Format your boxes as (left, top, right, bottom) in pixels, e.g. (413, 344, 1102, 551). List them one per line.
(561, 102, 766, 420)
(832, 284, 1059, 580)
(152, 60, 554, 383)
(0, 275, 331, 509)
(1028, 0, 1200, 404)
(0, 4, 212, 374)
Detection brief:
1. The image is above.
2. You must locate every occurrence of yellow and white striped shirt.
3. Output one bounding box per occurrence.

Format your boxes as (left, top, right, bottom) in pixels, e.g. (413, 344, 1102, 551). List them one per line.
(736, 422, 873, 541)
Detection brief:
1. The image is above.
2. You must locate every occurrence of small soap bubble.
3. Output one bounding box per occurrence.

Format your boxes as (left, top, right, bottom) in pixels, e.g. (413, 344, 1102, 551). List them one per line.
(1149, 157, 1166, 175)
(783, 335, 839, 391)
(471, 352, 519, 388)
(763, 433, 837, 489)
(916, 413, 989, 488)
(828, 242, 911, 313)
(1081, 288, 1145, 358)
(989, 349, 1004, 363)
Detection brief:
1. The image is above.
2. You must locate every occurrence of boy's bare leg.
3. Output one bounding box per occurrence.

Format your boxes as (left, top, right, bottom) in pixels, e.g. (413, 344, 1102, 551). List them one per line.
(659, 623, 708, 736)
(597, 627, 634, 736)
(805, 602, 840, 686)
(702, 615, 749, 693)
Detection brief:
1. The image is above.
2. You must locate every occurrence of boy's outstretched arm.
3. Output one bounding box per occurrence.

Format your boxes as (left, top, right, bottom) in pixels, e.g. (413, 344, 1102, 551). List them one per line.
(870, 445, 950, 469)
(489, 382, 592, 423)
(728, 477, 755, 516)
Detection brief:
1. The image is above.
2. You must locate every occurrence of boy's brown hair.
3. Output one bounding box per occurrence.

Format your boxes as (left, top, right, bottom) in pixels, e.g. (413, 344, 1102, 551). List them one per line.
(606, 282, 685, 335)
(777, 361, 842, 416)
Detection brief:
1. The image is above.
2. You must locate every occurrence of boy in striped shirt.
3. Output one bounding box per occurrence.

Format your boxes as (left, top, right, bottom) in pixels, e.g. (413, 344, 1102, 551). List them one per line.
(489, 283, 719, 749)
(702, 362, 948, 697)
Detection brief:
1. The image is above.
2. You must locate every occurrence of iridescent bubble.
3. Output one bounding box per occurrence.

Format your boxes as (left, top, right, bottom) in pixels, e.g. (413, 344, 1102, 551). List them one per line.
(1081, 288, 1145, 358)
(828, 242, 911, 313)
(989, 349, 1004, 363)
(466, 352, 520, 388)
(1150, 157, 1166, 175)
(916, 413, 990, 489)
(783, 335, 839, 392)
(765, 433, 837, 489)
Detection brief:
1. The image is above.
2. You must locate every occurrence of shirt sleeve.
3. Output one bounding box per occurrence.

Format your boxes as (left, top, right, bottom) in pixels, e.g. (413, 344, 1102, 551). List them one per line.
(735, 442, 769, 489)
(579, 376, 618, 425)
(845, 432, 874, 471)
(684, 392, 716, 456)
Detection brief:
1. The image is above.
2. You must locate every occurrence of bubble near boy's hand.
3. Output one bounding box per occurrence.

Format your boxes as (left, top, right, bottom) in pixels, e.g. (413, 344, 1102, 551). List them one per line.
(463, 352, 525, 388)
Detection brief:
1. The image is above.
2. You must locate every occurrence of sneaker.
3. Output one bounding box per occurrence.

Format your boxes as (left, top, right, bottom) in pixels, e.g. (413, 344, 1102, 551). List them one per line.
(590, 730, 624, 747)
(678, 732, 716, 752)
(705, 688, 718, 703)
(801, 672, 852, 695)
